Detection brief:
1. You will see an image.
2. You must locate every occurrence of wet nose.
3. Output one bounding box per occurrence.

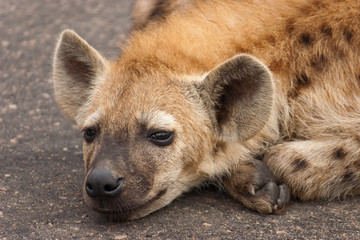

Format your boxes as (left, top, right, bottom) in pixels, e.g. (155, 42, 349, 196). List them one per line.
(85, 168, 124, 198)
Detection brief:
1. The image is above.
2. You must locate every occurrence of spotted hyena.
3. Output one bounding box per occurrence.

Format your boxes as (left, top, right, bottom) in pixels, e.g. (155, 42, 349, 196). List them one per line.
(53, 0, 360, 220)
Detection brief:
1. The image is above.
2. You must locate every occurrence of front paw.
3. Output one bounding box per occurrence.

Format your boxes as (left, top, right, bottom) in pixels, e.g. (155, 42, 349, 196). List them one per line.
(223, 160, 291, 214)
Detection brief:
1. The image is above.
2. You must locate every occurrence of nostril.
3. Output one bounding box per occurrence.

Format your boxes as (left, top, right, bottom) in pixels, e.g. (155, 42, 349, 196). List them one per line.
(103, 178, 124, 196)
(85, 182, 95, 197)
(86, 183, 93, 191)
(104, 184, 116, 192)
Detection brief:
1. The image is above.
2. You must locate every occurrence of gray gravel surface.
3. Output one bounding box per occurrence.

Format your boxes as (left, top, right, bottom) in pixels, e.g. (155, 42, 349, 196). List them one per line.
(1, 1, 359, 239)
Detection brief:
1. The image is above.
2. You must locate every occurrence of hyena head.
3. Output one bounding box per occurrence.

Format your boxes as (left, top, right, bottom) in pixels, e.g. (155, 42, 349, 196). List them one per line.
(53, 30, 273, 220)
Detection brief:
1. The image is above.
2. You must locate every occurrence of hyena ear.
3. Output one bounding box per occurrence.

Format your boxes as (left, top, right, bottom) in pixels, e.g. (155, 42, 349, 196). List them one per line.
(199, 54, 273, 141)
(53, 29, 107, 124)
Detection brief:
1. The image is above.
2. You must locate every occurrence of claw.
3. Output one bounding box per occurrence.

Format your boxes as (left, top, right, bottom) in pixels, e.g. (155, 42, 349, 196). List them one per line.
(277, 184, 291, 207)
(249, 186, 256, 196)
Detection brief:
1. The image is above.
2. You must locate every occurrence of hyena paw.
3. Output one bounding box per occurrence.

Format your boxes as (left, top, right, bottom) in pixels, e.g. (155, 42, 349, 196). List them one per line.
(224, 160, 291, 214)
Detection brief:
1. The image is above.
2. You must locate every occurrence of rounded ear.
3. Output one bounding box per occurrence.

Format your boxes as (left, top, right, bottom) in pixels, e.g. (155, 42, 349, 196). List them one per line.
(198, 54, 273, 141)
(53, 30, 107, 124)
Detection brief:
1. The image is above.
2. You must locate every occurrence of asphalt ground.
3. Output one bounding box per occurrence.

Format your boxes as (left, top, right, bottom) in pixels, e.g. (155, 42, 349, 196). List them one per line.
(0, 1, 359, 239)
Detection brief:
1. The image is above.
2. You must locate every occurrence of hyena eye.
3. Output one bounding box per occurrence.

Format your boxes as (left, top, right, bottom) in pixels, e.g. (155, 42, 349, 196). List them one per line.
(84, 127, 98, 143)
(149, 131, 174, 146)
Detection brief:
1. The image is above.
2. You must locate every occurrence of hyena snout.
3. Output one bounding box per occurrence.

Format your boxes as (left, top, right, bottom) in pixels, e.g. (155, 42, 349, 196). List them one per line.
(85, 168, 124, 198)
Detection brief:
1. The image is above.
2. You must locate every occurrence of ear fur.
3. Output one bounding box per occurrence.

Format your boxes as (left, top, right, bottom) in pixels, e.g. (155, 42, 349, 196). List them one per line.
(53, 30, 106, 124)
(199, 54, 273, 141)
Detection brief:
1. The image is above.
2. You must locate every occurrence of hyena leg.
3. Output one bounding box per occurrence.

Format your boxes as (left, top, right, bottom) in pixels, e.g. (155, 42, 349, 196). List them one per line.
(223, 160, 291, 214)
(264, 137, 360, 201)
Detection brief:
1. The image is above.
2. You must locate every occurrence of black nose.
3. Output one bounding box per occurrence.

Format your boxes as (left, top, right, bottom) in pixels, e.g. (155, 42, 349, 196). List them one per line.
(85, 168, 124, 198)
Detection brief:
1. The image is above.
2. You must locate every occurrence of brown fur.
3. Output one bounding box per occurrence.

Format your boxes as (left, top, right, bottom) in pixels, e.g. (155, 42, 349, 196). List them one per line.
(53, 0, 360, 220)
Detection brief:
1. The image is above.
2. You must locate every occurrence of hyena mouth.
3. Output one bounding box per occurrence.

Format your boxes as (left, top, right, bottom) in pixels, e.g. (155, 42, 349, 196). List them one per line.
(92, 189, 167, 217)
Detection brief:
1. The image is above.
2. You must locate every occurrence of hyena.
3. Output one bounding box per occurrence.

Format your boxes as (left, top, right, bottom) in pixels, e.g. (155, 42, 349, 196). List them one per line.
(53, 0, 360, 220)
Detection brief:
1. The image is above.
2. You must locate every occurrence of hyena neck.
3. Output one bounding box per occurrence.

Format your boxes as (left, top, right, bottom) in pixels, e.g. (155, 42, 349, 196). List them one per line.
(119, 0, 297, 76)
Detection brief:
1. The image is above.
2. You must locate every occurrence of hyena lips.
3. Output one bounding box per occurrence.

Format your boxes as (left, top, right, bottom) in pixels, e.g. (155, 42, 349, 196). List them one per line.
(53, 0, 360, 220)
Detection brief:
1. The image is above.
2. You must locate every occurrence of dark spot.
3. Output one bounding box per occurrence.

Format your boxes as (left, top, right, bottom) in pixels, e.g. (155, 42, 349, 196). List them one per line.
(291, 158, 308, 172)
(343, 28, 353, 43)
(266, 35, 276, 46)
(285, 19, 295, 34)
(333, 148, 347, 160)
(319, 54, 328, 64)
(295, 73, 311, 87)
(289, 72, 313, 99)
(288, 89, 299, 99)
(353, 159, 360, 169)
(311, 54, 328, 72)
(300, 33, 314, 46)
(342, 170, 356, 182)
(320, 24, 333, 37)
(288, 73, 312, 99)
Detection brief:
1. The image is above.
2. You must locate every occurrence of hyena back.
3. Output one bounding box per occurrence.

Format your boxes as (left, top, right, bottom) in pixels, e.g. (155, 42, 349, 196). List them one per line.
(53, 0, 360, 220)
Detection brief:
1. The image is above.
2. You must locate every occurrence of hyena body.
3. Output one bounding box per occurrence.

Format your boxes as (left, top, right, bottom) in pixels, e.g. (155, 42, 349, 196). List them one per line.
(53, 0, 360, 220)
